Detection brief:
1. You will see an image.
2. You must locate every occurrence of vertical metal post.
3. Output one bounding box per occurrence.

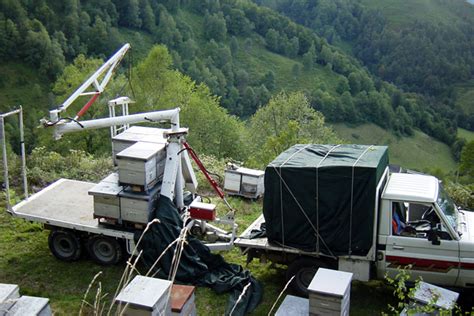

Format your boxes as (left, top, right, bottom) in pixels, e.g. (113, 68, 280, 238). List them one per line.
(0, 116, 11, 211)
(19, 106, 28, 199)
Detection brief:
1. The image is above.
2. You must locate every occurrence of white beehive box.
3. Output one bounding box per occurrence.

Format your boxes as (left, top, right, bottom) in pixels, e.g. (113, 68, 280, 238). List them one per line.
(6, 295, 52, 316)
(119, 183, 161, 224)
(0, 283, 20, 312)
(400, 281, 459, 315)
(308, 268, 353, 316)
(89, 173, 123, 220)
(112, 127, 168, 158)
(224, 167, 264, 199)
(275, 295, 309, 316)
(115, 276, 172, 316)
(116, 142, 166, 190)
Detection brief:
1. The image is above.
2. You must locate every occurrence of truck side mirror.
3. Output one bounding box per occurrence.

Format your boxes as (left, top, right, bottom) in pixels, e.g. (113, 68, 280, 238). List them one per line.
(427, 228, 441, 245)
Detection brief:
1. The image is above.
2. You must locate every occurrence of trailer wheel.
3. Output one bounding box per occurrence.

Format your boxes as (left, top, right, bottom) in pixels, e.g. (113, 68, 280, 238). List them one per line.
(48, 230, 82, 262)
(286, 257, 330, 297)
(87, 235, 123, 265)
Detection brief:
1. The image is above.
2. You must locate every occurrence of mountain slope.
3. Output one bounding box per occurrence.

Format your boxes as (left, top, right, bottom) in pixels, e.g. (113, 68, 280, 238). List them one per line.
(0, 0, 463, 172)
(255, 0, 474, 134)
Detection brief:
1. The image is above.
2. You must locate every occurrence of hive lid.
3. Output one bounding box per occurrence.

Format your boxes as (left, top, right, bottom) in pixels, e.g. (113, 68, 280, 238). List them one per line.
(88, 178, 123, 196)
(116, 142, 166, 161)
(101, 172, 119, 185)
(115, 276, 172, 310)
(7, 296, 49, 315)
(0, 284, 19, 303)
(308, 268, 353, 297)
(170, 285, 195, 312)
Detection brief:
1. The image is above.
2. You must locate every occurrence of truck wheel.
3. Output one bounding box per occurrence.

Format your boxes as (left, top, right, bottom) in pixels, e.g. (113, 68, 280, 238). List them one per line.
(286, 257, 330, 297)
(48, 230, 82, 261)
(87, 235, 123, 265)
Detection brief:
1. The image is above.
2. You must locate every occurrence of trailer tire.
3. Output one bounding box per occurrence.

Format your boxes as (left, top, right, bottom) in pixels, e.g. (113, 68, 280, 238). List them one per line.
(48, 230, 82, 262)
(87, 235, 123, 265)
(286, 257, 330, 297)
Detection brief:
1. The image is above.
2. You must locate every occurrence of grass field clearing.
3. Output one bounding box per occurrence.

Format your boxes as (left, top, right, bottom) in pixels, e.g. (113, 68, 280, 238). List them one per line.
(332, 123, 458, 173)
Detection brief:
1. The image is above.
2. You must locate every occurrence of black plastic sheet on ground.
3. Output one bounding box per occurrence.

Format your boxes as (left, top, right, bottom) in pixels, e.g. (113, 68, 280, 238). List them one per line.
(136, 196, 262, 315)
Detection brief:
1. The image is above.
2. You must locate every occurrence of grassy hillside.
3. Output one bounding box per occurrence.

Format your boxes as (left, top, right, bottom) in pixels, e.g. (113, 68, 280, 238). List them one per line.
(359, 0, 469, 28)
(453, 79, 474, 115)
(459, 127, 474, 142)
(332, 123, 458, 173)
(234, 39, 340, 94)
(178, 10, 341, 96)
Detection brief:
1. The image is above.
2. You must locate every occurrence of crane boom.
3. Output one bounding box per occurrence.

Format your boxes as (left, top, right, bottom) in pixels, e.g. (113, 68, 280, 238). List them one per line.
(46, 43, 131, 124)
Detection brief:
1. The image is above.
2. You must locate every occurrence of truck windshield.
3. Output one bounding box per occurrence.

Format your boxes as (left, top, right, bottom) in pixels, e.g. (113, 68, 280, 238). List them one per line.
(436, 184, 457, 232)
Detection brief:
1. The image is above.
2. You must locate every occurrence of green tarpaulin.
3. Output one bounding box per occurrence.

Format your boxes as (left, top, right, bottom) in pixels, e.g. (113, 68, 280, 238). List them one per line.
(137, 196, 262, 315)
(263, 144, 389, 256)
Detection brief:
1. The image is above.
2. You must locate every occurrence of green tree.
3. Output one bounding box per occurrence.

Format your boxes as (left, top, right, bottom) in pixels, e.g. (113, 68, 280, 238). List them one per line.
(286, 36, 299, 57)
(302, 43, 316, 70)
(261, 71, 275, 90)
(230, 36, 239, 55)
(336, 77, 350, 94)
(157, 8, 181, 48)
(320, 44, 333, 64)
(134, 45, 248, 159)
(348, 72, 361, 95)
(204, 12, 227, 42)
(248, 91, 340, 167)
(88, 16, 108, 55)
(265, 28, 279, 52)
(125, 0, 142, 28)
(139, 0, 156, 33)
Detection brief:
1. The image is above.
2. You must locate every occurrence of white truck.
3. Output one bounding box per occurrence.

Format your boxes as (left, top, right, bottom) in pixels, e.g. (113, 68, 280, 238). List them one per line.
(235, 144, 474, 295)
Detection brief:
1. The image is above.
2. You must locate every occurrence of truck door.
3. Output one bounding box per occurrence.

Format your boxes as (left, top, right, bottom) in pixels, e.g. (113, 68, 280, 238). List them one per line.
(383, 201, 460, 286)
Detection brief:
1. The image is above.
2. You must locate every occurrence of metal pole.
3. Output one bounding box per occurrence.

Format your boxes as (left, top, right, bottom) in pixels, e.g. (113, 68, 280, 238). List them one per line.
(19, 106, 28, 199)
(0, 116, 11, 211)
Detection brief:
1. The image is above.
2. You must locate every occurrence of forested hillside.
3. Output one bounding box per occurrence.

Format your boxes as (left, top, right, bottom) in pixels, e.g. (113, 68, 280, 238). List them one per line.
(256, 0, 474, 133)
(0, 0, 458, 149)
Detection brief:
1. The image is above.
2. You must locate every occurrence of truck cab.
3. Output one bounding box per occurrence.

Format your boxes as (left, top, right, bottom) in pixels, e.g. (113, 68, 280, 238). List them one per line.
(376, 172, 474, 288)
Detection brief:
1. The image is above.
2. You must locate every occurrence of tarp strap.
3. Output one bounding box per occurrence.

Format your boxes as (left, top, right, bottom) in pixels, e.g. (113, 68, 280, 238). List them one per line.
(280, 144, 311, 167)
(280, 166, 284, 246)
(273, 166, 337, 259)
(315, 145, 340, 253)
(279, 144, 309, 247)
(348, 145, 374, 255)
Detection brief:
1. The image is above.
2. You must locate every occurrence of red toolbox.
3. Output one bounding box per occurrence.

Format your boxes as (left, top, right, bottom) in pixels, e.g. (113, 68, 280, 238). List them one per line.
(189, 201, 216, 221)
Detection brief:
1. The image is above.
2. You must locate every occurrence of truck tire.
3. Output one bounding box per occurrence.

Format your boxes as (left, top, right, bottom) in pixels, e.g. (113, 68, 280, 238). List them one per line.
(48, 230, 82, 262)
(87, 235, 123, 265)
(286, 257, 330, 297)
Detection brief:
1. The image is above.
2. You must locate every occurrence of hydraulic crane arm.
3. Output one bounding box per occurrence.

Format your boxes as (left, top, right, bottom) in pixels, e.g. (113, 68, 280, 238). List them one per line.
(45, 43, 131, 125)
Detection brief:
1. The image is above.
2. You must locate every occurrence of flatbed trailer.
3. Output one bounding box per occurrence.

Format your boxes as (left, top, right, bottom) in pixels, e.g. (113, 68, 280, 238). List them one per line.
(235, 214, 321, 257)
(10, 179, 137, 264)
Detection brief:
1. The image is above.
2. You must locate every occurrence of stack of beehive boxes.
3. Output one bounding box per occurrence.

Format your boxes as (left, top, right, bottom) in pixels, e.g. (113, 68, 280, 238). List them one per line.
(89, 126, 168, 227)
(308, 268, 353, 316)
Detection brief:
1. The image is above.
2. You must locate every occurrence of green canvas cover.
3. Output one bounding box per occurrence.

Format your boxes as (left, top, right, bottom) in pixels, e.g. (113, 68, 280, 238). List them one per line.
(137, 196, 262, 316)
(263, 144, 388, 256)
